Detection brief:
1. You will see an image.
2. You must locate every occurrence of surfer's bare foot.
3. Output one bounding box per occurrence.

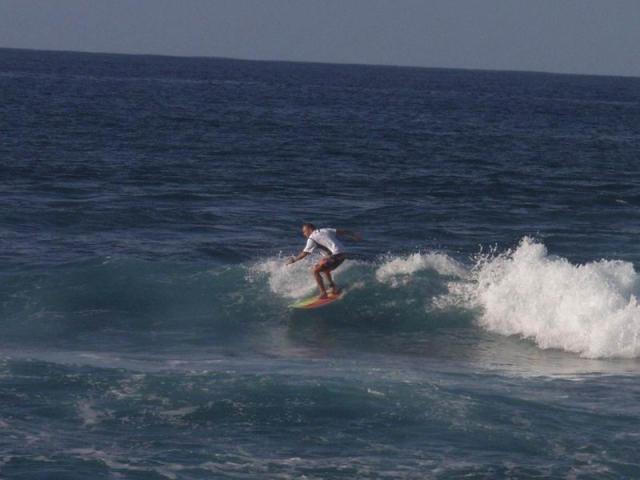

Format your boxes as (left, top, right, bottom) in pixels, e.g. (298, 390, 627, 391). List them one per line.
(319, 292, 328, 299)
(330, 287, 340, 295)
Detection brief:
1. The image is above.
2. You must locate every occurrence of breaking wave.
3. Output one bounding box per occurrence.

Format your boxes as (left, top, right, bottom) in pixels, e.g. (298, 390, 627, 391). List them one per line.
(254, 239, 640, 359)
(465, 237, 640, 358)
(1, 239, 639, 358)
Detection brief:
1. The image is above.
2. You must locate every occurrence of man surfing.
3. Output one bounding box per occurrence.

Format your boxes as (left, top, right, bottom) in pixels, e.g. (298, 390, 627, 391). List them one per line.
(287, 223, 361, 299)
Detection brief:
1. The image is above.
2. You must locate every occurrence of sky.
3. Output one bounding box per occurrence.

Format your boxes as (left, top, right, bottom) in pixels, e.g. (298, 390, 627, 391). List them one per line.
(1, 0, 639, 77)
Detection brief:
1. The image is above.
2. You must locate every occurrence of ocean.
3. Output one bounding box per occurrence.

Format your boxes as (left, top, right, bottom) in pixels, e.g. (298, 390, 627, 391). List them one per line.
(1, 47, 640, 479)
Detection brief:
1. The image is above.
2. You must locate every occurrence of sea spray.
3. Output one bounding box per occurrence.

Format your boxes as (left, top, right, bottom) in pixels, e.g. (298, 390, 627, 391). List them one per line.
(252, 252, 472, 329)
(467, 237, 640, 358)
(248, 256, 325, 299)
(375, 252, 468, 287)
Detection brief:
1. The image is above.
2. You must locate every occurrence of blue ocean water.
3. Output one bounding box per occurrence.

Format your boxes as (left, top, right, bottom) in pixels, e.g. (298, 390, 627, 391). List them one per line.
(1, 47, 640, 478)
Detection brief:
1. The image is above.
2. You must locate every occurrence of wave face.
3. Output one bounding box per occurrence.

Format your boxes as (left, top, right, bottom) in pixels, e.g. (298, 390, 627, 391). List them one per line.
(251, 241, 640, 359)
(4, 241, 639, 359)
(0, 252, 470, 348)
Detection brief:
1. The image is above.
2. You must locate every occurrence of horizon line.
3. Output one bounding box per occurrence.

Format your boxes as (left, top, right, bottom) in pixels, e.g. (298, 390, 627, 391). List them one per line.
(1, 45, 639, 81)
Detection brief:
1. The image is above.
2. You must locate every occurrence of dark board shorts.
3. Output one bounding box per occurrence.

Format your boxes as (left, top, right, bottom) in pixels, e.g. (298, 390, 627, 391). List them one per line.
(320, 253, 346, 271)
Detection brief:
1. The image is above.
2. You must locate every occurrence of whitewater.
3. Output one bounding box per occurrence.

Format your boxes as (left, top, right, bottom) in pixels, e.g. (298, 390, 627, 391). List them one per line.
(250, 236, 640, 359)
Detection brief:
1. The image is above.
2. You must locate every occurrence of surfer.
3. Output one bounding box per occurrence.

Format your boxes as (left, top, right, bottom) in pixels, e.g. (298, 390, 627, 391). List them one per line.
(287, 223, 361, 298)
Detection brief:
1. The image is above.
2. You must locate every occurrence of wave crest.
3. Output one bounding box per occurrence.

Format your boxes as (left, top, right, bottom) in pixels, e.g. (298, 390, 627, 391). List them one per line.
(468, 237, 640, 358)
(248, 257, 356, 299)
(375, 252, 467, 287)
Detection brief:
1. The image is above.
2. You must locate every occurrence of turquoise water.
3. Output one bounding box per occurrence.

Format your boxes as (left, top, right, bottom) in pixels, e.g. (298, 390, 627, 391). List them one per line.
(1, 48, 640, 479)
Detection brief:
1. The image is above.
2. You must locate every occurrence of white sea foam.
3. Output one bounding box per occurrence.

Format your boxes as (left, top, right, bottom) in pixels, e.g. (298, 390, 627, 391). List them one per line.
(253, 251, 464, 297)
(375, 252, 467, 287)
(466, 237, 640, 358)
(77, 400, 101, 427)
(249, 257, 351, 299)
(67, 448, 178, 479)
(251, 243, 640, 359)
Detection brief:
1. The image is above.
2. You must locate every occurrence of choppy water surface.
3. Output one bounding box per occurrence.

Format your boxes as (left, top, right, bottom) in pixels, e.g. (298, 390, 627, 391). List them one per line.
(1, 48, 640, 479)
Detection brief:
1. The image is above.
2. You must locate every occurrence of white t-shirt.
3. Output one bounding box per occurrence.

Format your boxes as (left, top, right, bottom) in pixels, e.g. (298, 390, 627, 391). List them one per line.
(303, 228, 345, 256)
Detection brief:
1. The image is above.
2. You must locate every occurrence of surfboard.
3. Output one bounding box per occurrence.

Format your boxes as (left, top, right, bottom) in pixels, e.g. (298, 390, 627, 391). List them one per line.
(289, 290, 344, 309)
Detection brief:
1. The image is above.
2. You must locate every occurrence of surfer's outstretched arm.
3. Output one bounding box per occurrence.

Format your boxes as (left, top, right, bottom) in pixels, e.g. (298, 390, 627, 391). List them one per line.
(336, 229, 362, 241)
(287, 251, 309, 265)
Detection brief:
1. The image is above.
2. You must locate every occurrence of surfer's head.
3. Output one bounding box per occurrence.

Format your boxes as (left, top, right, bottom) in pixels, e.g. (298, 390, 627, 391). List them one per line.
(302, 223, 316, 238)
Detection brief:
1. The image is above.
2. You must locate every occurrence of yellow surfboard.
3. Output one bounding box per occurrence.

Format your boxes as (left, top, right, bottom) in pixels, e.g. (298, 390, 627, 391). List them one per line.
(289, 290, 344, 309)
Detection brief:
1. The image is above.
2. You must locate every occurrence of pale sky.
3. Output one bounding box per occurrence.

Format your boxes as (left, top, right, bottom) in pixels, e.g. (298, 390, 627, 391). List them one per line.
(1, 0, 639, 77)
